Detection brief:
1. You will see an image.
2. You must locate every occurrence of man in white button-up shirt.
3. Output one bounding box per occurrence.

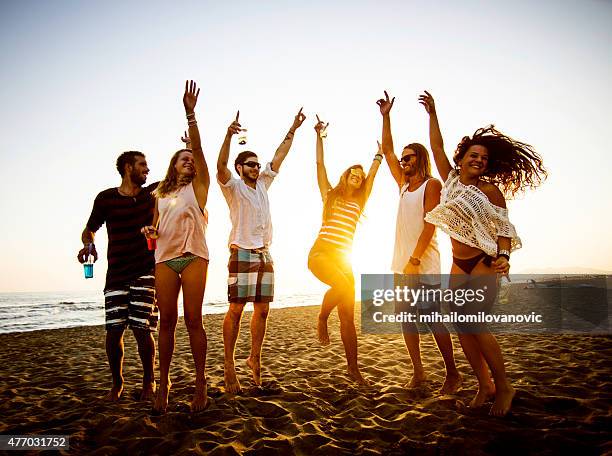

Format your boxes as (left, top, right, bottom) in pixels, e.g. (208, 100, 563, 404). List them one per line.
(217, 108, 305, 393)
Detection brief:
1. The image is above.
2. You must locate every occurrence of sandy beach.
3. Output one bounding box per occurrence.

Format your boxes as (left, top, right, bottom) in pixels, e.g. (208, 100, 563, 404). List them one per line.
(0, 304, 610, 455)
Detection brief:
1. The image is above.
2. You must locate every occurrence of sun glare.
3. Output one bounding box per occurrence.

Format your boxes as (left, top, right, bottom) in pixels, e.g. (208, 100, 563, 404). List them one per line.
(351, 218, 394, 277)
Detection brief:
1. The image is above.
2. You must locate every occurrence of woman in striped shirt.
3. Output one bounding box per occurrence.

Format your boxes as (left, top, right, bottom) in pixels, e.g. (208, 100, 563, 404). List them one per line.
(308, 115, 382, 385)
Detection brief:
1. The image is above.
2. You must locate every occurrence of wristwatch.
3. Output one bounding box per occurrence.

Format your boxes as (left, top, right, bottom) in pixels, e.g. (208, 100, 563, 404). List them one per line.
(409, 256, 421, 266)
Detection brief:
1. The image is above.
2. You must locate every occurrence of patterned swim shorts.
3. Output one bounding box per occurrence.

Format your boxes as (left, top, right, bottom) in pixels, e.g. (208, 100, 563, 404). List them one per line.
(104, 273, 158, 331)
(227, 247, 274, 304)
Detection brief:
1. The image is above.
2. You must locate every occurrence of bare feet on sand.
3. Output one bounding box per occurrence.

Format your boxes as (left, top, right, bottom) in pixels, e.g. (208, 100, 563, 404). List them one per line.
(468, 380, 496, 408)
(246, 356, 262, 386)
(348, 367, 371, 386)
(439, 372, 463, 395)
(405, 370, 428, 389)
(490, 384, 515, 417)
(224, 364, 241, 394)
(139, 381, 156, 401)
(153, 380, 172, 414)
(191, 380, 208, 412)
(317, 315, 330, 346)
(103, 382, 124, 402)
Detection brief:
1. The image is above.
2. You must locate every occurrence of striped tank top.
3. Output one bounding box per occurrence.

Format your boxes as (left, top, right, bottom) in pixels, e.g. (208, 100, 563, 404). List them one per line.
(317, 199, 361, 251)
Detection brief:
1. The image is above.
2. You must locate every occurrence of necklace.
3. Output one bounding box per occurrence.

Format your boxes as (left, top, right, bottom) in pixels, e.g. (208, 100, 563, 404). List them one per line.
(117, 187, 138, 201)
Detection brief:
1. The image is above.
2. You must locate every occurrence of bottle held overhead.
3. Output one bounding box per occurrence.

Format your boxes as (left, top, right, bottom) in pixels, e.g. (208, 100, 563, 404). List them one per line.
(238, 128, 248, 145)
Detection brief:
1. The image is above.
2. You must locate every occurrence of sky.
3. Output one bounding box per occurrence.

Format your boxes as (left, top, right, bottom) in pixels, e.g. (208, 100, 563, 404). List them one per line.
(0, 0, 610, 301)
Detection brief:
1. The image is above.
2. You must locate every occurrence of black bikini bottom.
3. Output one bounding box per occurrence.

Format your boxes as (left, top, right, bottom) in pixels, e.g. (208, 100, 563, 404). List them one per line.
(453, 252, 493, 274)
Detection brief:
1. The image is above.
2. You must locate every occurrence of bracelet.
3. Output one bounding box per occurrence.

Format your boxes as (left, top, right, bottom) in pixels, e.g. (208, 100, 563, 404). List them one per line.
(186, 112, 196, 119)
(374, 153, 383, 163)
(409, 256, 421, 266)
(188, 120, 197, 126)
(497, 249, 510, 261)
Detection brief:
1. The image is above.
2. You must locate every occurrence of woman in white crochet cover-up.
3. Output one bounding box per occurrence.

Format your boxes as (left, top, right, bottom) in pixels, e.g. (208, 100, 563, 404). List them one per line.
(419, 91, 547, 417)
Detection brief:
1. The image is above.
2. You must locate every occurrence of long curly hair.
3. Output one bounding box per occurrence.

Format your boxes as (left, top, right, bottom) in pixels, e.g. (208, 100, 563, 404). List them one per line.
(153, 149, 193, 198)
(323, 165, 367, 221)
(453, 125, 547, 197)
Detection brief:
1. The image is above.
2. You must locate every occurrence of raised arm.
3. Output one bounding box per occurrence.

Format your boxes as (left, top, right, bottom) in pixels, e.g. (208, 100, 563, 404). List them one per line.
(377, 90, 403, 187)
(183, 80, 209, 208)
(419, 91, 452, 181)
(363, 141, 383, 202)
(314, 115, 331, 201)
(270, 107, 306, 172)
(217, 111, 241, 185)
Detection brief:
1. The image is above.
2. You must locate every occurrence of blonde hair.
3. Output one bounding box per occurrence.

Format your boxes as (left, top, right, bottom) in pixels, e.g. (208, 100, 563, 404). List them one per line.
(153, 149, 193, 198)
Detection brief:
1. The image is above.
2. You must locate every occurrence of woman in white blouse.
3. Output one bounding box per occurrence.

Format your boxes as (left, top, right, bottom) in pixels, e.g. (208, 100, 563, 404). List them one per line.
(420, 91, 547, 416)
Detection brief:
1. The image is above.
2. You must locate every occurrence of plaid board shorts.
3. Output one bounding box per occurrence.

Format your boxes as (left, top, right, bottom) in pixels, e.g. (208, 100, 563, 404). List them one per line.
(228, 247, 274, 303)
(104, 273, 158, 331)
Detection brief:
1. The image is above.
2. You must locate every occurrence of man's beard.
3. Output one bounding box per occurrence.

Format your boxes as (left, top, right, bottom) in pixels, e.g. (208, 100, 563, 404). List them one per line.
(403, 167, 417, 178)
(244, 175, 257, 184)
(131, 170, 146, 186)
(243, 171, 258, 184)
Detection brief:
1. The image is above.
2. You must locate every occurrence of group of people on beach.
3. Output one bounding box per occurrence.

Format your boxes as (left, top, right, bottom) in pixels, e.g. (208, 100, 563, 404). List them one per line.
(78, 80, 546, 417)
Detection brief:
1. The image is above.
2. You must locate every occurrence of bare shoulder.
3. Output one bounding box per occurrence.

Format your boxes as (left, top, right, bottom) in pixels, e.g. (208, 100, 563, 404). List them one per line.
(479, 181, 506, 208)
(423, 178, 442, 208)
(425, 178, 442, 192)
(427, 177, 442, 188)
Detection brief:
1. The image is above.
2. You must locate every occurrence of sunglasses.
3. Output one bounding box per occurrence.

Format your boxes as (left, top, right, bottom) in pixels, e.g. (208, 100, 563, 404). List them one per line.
(242, 161, 261, 169)
(400, 154, 417, 164)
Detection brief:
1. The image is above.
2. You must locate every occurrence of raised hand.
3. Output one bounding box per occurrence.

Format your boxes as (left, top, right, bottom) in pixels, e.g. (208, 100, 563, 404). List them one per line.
(292, 107, 306, 130)
(377, 140, 383, 155)
(376, 90, 395, 116)
(314, 114, 329, 134)
(228, 110, 241, 136)
(181, 130, 191, 147)
(418, 90, 436, 115)
(183, 80, 200, 114)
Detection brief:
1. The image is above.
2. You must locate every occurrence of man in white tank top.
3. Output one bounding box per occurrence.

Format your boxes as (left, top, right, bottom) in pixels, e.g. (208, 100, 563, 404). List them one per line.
(377, 91, 462, 394)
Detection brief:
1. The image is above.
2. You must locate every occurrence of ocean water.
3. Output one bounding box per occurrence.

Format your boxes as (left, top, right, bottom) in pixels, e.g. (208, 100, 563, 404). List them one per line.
(0, 291, 322, 334)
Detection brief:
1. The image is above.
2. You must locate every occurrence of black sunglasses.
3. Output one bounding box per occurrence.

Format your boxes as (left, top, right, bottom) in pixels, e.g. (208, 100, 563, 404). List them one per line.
(400, 154, 417, 164)
(242, 161, 261, 169)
